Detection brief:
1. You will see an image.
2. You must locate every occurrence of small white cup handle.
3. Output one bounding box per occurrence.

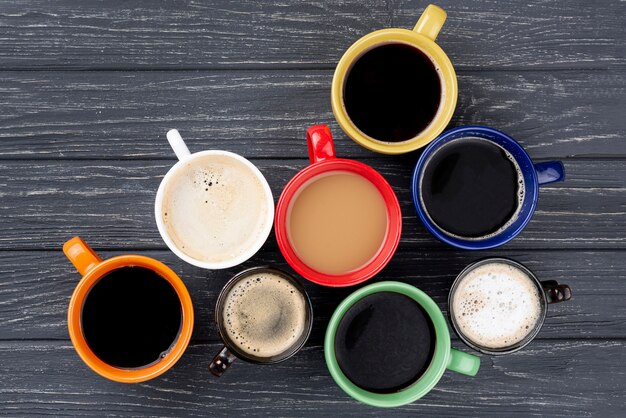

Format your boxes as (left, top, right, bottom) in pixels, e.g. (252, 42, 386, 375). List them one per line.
(167, 129, 191, 161)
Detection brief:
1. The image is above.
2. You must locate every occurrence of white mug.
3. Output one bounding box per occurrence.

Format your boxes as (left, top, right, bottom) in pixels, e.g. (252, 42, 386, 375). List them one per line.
(154, 130, 275, 269)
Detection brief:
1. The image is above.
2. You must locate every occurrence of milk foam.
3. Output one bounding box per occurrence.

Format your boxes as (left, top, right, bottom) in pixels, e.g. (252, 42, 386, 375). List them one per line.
(161, 154, 270, 263)
(222, 272, 307, 358)
(452, 262, 542, 349)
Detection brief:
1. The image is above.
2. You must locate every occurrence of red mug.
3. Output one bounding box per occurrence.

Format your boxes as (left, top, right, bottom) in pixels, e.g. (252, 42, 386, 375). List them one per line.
(275, 125, 402, 287)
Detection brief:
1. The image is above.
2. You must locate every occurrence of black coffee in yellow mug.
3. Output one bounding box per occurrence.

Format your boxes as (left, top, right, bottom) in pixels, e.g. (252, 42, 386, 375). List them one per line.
(343, 43, 442, 142)
(331, 4, 458, 154)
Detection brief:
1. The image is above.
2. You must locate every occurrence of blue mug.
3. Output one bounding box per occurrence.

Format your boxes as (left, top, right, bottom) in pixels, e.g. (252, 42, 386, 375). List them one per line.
(411, 125, 565, 250)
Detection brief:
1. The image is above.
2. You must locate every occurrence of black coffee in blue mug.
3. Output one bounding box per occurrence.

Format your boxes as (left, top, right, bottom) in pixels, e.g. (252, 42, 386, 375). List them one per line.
(412, 125, 565, 250)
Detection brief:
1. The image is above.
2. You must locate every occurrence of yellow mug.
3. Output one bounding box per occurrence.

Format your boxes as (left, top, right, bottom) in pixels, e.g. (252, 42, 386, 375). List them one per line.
(331, 4, 457, 154)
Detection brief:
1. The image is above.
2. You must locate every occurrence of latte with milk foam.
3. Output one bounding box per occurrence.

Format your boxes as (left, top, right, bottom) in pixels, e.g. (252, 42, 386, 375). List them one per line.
(161, 154, 271, 264)
(451, 262, 542, 349)
(222, 271, 308, 358)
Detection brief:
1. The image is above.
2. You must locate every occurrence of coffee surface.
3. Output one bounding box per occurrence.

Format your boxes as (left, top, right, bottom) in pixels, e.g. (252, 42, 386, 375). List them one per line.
(222, 272, 308, 358)
(420, 137, 524, 238)
(343, 43, 442, 142)
(161, 154, 270, 263)
(81, 267, 182, 368)
(452, 262, 543, 349)
(287, 171, 388, 275)
(334, 292, 435, 393)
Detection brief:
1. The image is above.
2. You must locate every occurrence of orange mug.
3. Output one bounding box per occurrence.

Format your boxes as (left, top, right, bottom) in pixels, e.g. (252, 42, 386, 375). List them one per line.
(63, 237, 194, 383)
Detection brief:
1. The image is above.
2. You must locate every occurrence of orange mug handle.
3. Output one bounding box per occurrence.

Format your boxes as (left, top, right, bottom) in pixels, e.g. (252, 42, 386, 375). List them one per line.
(63, 237, 102, 276)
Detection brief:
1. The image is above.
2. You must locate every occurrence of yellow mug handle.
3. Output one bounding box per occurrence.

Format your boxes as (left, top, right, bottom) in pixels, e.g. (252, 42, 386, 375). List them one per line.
(414, 4, 447, 41)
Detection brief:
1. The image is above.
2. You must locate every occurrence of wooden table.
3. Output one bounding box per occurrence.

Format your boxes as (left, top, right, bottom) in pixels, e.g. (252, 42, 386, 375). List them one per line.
(1, 0, 624, 416)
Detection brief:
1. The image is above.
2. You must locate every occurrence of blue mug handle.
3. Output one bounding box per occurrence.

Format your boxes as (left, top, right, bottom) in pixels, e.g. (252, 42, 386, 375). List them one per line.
(534, 161, 565, 185)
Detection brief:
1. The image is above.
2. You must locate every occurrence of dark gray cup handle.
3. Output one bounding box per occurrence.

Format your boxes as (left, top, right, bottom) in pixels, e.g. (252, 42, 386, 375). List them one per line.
(541, 280, 572, 304)
(209, 346, 237, 377)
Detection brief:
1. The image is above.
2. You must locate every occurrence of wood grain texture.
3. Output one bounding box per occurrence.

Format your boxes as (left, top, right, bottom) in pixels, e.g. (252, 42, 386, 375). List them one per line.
(0, 341, 624, 416)
(1, 0, 625, 415)
(0, 159, 623, 250)
(0, 70, 624, 160)
(1, 249, 625, 341)
(0, 0, 623, 70)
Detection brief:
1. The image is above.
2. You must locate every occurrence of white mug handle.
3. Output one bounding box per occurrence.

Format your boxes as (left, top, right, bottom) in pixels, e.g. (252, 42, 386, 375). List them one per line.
(167, 129, 191, 161)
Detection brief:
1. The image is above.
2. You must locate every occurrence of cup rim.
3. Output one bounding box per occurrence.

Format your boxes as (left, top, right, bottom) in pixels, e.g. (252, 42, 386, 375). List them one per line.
(447, 257, 548, 356)
(154, 150, 275, 269)
(324, 281, 451, 407)
(214, 266, 313, 364)
(67, 255, 194, 383)
(331, 28, 457, 155)
(411, 125, 539, 250)
(274, 158, 402, 287)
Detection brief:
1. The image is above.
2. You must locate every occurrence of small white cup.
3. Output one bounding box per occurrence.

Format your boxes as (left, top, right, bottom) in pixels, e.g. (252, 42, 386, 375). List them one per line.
(154, 130, 275, 269)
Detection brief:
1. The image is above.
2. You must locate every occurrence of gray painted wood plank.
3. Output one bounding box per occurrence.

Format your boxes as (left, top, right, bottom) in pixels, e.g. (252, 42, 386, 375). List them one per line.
(0, 0, 623, 70)
(0, 0, 622, 415)
(1, 249, 624, 341)
(0, 159, 623, 250)
(0, 340, 624, 416)
(0, 70, 624, 159)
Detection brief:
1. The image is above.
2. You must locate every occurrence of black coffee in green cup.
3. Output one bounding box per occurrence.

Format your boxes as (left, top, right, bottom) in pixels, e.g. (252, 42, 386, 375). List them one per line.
(334, 291, 435, 393)
(325, 281, 479, 407)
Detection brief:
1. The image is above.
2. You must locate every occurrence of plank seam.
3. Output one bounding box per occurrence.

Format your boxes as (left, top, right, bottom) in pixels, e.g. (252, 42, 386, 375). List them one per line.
(2, 247, 625, 253)
(0, 66, 623, 72)
(1, 337, 625, 344)
(0, 156, 625, 162)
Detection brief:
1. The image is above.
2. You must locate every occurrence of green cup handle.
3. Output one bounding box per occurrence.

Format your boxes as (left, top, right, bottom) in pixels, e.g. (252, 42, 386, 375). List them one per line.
(447, 348, 480, 376)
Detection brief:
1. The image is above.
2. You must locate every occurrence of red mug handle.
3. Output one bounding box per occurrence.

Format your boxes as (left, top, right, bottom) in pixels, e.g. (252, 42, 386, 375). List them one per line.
(307, 124, 336, 164)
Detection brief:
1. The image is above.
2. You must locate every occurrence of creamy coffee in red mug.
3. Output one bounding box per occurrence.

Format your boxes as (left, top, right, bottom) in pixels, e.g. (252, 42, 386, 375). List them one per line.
(274, 125, 402, 287)
(287, 170, 389, 275)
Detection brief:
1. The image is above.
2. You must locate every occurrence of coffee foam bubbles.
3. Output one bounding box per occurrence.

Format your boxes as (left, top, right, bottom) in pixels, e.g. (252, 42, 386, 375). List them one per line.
(161, 154, 270, 263)
(452, 262, 542, 349)
(222, 272, 307, 358)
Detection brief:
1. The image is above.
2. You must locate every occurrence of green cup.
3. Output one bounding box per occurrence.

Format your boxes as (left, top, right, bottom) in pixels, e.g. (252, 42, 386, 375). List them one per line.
(324, 281, 480, 407)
